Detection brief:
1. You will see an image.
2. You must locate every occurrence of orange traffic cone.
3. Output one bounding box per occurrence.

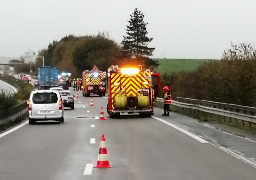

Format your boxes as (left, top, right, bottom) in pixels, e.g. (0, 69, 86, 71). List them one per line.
(100, 107, 105, 120)
(95, 134, 111, 168)
(75, 92, 78, 98)
(90, 98, 93, 106)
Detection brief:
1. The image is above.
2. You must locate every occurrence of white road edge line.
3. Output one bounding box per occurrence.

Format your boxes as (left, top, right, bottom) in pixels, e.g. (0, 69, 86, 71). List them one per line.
(90, 138, 96, 144)
(83, 164, 93, 175)
(0, 79, 17, 93)
(91, 124, 95, 128)
(0, 121, 28, 138)
(152, 116, 209, 144)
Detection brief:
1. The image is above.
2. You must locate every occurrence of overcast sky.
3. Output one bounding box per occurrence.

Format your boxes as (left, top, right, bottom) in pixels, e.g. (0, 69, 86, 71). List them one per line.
(0, 0, 256, 59)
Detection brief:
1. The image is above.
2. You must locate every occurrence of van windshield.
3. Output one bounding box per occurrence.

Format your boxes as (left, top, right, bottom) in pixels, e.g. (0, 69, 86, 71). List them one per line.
(32, 93, 58, 104)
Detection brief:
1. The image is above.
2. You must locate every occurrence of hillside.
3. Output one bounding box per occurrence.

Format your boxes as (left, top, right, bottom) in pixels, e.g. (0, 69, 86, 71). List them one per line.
(155, 58, 212, 73)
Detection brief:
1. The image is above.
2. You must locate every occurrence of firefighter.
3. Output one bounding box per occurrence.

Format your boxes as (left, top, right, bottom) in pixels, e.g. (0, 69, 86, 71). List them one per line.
(72, 78, 76, 90)
(65, 76, 69, 89)
(79, 79, 83, 91)
(76, 78, 80, 90)
(162, 86, 172, 116)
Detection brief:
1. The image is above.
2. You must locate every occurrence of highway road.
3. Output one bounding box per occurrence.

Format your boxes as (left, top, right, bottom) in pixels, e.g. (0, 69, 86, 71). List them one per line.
(0, 89, 256, 180)
(0, 71, 17, 94)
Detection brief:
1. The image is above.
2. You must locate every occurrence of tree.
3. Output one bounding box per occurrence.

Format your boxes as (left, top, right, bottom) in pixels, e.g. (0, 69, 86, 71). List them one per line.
(73, 34, 121, 73)
(121, 8, 158, 68)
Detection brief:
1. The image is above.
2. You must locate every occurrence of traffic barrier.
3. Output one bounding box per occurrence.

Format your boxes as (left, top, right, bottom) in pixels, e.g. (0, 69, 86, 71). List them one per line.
(90, 98, 94, 106)
(95, 134, 111, 168)
(75, 92, 79, 98)
(100, 107, 105, 120)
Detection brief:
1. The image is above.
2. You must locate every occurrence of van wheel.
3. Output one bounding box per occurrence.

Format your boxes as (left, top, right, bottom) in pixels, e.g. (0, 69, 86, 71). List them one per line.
(59, 117, 64, 124)
(29, 118, 35, 125)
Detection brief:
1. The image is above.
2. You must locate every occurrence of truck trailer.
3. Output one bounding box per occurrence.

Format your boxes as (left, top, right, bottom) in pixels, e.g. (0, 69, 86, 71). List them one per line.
(37, 66, 59, 90)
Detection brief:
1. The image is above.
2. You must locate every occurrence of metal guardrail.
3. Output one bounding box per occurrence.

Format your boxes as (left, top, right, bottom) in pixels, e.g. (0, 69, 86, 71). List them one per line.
(0, 102, 28, 121)
(155, 97, 256, 124)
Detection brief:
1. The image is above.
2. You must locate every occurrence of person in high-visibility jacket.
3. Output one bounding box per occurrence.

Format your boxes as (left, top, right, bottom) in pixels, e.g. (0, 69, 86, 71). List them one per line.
(72, 79, 76, 89)
(76, 78, 80, 90)
(162, 86, 172, 116)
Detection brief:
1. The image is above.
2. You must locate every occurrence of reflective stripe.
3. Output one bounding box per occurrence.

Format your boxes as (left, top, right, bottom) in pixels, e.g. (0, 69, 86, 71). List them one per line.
(100, 141, 106, 148)
(98, 154, 108, 161)
(164, 100, 172, 104)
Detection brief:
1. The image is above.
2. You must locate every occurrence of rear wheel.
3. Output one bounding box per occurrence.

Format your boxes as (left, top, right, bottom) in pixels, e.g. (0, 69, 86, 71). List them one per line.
(71, 105, 74, 110)
(29, 118, 35, 125)
(59, 117, 64, 124)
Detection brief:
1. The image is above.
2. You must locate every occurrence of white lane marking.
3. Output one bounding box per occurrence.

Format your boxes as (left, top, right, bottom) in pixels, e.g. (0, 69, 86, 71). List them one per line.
(104, 97, 108, 99)
(90, 138, 95, 144)
(0, 79, 17, 93)
(87, 110, 90, 113)
(83, 164, 93, 175)
(0, 121, 28, 138)
(79, 102, 81, 103)
(152, 116, 209, 144)
(91, 124, 95, 128)
(83, 106, 85, 108)
(216, 145, 256, 169)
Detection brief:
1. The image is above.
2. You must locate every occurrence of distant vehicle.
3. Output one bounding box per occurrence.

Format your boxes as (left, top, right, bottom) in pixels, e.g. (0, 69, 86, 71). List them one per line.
(24, 75, 31, 81)
(3, 65, 10, 75)
(28, 90, 64, 124)
(82, 65, 106, 97)
(34, 80, 38, 88)
(37, 66, 59, 90)
(58, 79, 69, 90)
(60, 90, 74, 109)
(21, 75, 30, 83)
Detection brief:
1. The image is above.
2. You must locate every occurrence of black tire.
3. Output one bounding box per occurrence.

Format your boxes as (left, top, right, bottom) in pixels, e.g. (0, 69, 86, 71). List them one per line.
(99, 94, 102, 97)
(29, 118, 35, 125)
(71, 105, 74, 110)
(59, 117, 64, 124)
(82, 93, 85, 97)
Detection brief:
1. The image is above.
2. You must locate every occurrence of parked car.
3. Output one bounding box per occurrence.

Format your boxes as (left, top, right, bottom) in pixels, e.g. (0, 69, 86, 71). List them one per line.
(28, 90, 64, 124)
(60, 90, 74, 109)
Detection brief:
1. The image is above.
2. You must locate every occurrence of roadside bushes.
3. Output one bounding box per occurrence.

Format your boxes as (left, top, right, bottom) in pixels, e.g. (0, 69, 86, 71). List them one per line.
(160, 43, 256, 107)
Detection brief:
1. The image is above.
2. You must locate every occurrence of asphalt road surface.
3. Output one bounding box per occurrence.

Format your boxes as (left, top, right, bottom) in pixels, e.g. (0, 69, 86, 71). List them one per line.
(0, 71, 17, 94)
(0, 88, 256, 180)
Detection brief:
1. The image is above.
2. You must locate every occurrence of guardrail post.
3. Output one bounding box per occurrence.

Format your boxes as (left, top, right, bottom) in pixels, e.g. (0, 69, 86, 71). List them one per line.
(229, 117, 232, 124)
(242, 120, 245, 127)
(249, 122, 252, 129)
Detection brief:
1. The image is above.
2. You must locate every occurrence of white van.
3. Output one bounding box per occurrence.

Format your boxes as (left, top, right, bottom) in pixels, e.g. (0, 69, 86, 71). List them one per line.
(28, 90, 64, 124)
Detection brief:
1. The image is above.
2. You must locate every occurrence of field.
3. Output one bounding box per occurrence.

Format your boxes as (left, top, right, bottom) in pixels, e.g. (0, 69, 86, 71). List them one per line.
(155, 59, 211, 73)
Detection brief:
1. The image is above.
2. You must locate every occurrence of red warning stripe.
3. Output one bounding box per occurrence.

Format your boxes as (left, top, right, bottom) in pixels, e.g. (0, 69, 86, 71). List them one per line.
(99, 147, 107, 154)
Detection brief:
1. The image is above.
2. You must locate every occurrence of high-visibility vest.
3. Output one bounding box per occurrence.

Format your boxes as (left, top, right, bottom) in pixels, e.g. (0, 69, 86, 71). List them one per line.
(163, 92, 172, 104)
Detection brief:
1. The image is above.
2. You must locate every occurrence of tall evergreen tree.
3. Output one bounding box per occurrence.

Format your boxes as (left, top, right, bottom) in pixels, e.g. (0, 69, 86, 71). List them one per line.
(121, 8, 158, 68)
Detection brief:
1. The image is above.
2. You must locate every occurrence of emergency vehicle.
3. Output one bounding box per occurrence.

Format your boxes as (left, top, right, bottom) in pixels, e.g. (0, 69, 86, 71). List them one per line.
(106, 65, 160, 118)
(82, 65, 106, 97)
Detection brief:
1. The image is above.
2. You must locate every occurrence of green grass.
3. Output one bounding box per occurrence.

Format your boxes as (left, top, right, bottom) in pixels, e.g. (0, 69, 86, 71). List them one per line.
(155, 58, 211, 73)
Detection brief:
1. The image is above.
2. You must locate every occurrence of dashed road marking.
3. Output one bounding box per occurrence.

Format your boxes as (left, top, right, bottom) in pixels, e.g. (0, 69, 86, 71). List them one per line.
(90, 138, 96, 144)
(79, 101, 81, 103)
(91, 124, 95, 128)
(83, 164, 93, 175)
(87, 110, 90, 113)
(83, 106, 85, 108)
(152, 116, 209, 144)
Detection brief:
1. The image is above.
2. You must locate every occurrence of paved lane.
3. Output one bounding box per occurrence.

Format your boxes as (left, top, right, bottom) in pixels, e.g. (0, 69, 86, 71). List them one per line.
(0, 89, 256, 180)
(0, 79, 17, 94)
